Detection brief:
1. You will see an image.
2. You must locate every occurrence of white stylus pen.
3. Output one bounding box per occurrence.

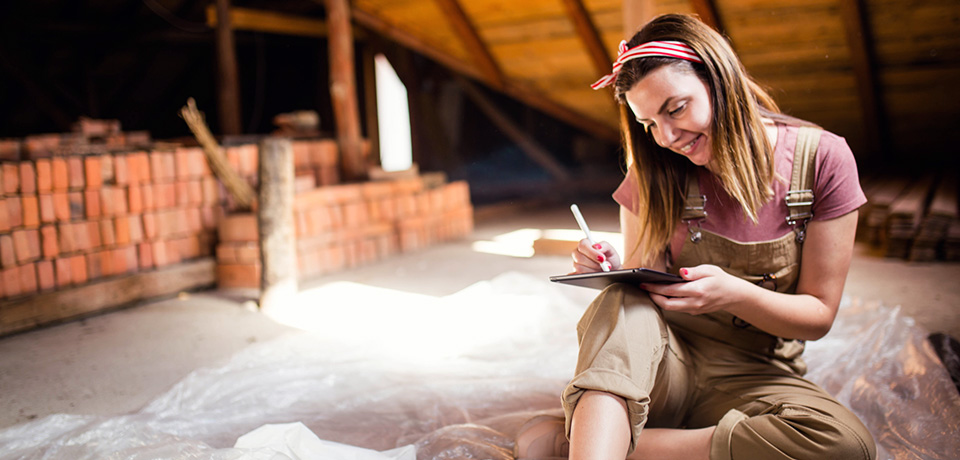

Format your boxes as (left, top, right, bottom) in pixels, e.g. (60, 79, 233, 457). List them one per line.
(570, 204, 611, 272)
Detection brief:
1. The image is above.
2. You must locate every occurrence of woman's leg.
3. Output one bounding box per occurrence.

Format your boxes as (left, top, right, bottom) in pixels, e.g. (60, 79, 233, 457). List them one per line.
(559, 284, 693, 458)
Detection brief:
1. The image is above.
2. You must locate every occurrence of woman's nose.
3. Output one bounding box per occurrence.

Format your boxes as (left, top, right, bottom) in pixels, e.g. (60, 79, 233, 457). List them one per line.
(654, 122, 679, 147)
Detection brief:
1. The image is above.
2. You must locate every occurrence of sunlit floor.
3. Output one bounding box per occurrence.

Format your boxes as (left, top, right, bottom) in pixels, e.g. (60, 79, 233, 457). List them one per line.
(1, 198, 958, 436)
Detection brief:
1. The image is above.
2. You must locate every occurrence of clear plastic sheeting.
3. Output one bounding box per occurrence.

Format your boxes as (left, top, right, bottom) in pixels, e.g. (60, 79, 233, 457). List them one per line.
(1, 272, 958, 459)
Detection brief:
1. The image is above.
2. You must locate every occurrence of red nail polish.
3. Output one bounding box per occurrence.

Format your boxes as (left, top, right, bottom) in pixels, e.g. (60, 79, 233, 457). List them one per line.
(680, 268, 688, 276)
(593, 243, 602, 250)
(598, 255, 605, 262)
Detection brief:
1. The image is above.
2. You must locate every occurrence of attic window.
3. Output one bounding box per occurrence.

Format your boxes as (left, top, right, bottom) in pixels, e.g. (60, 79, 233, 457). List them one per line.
(374, 54, 413, 172)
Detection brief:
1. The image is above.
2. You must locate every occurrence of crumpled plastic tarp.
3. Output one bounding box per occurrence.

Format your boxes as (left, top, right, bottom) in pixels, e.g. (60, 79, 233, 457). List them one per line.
(1, 272, 957, 459)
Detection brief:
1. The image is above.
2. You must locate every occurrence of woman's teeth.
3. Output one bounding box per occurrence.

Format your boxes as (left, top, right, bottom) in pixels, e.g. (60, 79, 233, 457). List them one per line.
(680, 136, 698, 153)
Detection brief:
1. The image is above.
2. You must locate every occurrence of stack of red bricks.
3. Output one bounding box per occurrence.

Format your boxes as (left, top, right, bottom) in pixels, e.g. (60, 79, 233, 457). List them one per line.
(215, 176, 473, 289)
(0, 146, 222, 300)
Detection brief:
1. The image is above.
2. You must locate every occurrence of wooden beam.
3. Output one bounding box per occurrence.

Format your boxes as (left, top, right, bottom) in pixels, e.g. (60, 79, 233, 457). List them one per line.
(433, 0, 505, 89)
(839, 0, 887, 161)
(258, 137, 297, 311)
(456, 76, 572, 181)
(351, 8, 618, 142)
(214, 0, 243, 135)
(325, 0, 367, 181)
(205, 4, 340, 38)
(561, 0, 612, 75)
(0, 259, 216, 338)
(689, 0, 724, 33)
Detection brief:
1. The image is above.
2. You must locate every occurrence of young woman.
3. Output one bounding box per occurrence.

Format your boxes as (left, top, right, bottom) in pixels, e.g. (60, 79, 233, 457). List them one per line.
(515, 14, 876, 460)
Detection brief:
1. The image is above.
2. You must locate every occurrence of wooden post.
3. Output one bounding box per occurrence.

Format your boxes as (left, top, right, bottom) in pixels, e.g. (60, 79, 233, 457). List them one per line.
(215, 0, 243, 135)
(258, 137, 297, 311)
(325, 0, 366, 181)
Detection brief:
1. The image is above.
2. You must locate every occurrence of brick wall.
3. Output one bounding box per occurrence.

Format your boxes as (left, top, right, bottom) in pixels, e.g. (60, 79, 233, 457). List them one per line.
(1, 128, 474, 316)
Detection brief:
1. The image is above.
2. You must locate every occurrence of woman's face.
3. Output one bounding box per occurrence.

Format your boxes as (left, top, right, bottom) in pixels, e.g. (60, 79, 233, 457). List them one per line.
(624, 64, 714, 167)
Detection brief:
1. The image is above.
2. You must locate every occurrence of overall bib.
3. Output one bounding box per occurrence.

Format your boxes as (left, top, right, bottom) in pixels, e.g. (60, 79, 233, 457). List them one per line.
(560, 128, 876, 460)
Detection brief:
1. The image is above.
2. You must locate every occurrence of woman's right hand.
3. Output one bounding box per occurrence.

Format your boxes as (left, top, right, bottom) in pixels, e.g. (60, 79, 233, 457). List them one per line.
(571, 238, 622, 274)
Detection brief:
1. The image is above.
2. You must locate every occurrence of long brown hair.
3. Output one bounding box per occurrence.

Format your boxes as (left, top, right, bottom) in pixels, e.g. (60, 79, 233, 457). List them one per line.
(614, 14, 786, 266)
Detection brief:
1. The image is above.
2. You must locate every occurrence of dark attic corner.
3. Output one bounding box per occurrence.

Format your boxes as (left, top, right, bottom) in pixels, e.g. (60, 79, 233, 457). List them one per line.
(0, 0, 959, 458)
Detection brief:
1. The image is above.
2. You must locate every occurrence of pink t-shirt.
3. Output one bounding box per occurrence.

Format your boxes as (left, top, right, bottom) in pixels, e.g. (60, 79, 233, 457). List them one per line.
(613, 124, 867, 252)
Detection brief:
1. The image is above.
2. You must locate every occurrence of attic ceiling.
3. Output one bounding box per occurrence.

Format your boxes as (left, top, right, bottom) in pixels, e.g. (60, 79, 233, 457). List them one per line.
(1, 0, 959, 171)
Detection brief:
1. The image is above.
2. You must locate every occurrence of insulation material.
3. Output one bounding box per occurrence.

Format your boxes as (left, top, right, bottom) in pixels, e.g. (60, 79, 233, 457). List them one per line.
(0, 273, 957, 459)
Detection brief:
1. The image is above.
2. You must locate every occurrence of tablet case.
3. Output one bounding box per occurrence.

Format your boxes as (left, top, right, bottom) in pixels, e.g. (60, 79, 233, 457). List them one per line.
(549, 268, 684, 290)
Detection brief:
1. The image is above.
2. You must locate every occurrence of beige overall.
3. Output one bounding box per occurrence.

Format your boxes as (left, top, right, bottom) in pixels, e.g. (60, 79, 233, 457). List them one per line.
(561, 128, 876, 460)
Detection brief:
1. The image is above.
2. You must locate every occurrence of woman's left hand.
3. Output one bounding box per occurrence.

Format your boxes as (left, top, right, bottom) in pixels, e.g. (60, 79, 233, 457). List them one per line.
(641, 264, 751, 315)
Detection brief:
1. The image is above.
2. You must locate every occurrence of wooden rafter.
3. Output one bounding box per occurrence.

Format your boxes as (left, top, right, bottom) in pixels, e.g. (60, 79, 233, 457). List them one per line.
(623, 0, 656, 36)
(205, 5, 334, 38)
(351, 8, 617, 141)
(689, 0, 724, 34)
(432, 0, 505, 89)
(214, 0, 242, 135)
(839, 0, 887, 160)
(561, 0, 612, 75)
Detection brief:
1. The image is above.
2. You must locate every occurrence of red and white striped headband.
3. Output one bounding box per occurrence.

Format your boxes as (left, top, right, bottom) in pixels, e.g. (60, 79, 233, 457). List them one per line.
(591, 40, 702, 89)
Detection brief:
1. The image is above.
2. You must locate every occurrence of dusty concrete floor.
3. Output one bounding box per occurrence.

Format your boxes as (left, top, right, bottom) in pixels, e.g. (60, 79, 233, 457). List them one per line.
(1, 200, 958, 431)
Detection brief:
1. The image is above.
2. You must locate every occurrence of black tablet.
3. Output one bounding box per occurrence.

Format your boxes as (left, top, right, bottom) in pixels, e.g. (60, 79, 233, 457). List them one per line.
(549, 268, 684, 290)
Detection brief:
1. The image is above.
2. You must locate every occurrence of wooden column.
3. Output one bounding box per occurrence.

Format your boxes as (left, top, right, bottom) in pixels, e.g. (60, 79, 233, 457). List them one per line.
(325, 0, 366, 181)
(258, 137, 297, 311)
(215, 0, 242, 135)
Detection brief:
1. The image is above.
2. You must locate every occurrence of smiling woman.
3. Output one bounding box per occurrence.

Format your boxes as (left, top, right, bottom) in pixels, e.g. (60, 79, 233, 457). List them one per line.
(517, 13, 876, 460)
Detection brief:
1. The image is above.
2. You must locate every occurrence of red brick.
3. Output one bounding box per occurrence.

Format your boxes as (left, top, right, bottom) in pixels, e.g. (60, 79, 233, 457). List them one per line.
(100, 155, 114, 184)
(35, 159, 52, 192)
(21, 195, 40, 228)
(127, 216, 143, 243)
(100, 219, 116, 246)
(36, 259, 55, 290)
(216, 263, 261, 289)
(13, 229, 41, 263)
(50, 192, 69, 222)
(85, 221, 102, 249)
(200, 206, 217, 231)
(0, 199, 8, 232)
(114, 216, 130, 245)
(67, 192, 84, 220)
(175, 181, 189, 207)
(152, 240, 171, 267)
(19, 162, 36, 194)
(72, 221, 93, 251)
(140, 184, 156, 211)
(70, 254, 88, 284)
(185, 208, 201, 233)
(38, 194, 55, 223)
(84, 156, 103, 190)
(127, 185, 143, 214)
(2, 163, 18, 194)
(0, 234, 14, 268)
(6, 196, 22, 227)
(2, 266, 21, 297)
(150, 152, 176, 182)
(187, 179, 203, 206)
(120, 245, 138, 274)
(218, 214, 258, 242)
(113, 154, 129, 185)
(84, 190, 101, 218)
(132, 151, 152, 184)
(201, 177, 219, 205)
(142, 213, 157, 240)
(67, 157, 85, 189)
(40, 225, 58, 259)
(86, 250, 104, 279)
(57, 223, 76, 254)
(100, 186, 127, 216)
(154, 182, 176, 209)
(138, 242, 154, 269)
(55, 257, 72, 288)
(51, 157, 69, 191)
(18, 262, 37, 295)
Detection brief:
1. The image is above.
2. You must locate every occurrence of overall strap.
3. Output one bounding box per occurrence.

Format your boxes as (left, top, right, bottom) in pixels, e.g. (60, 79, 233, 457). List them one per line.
(785, 126, 822, 242)
(682, 170, 707, 242)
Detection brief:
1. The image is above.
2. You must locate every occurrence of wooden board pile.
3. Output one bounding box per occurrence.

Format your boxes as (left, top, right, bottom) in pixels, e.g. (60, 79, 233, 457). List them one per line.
(860, 174, 960, 261)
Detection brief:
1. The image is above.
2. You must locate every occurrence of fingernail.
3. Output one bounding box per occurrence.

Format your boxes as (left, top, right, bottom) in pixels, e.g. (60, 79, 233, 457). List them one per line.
(680, 268, 688, 276)
(593, 243, 602, 250)
(598, 255, 605, 262)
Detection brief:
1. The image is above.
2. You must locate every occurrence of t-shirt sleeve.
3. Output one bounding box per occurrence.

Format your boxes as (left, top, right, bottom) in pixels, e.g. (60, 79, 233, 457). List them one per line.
(811, 131, 868, 221)
(613, 168, 639, 215)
